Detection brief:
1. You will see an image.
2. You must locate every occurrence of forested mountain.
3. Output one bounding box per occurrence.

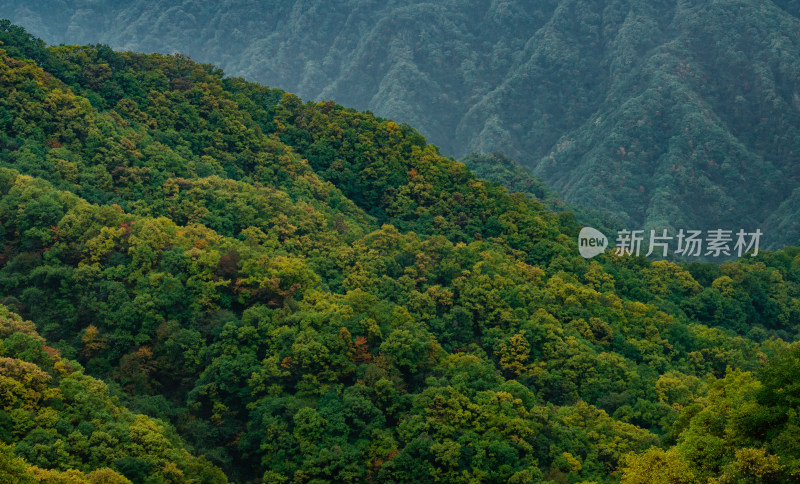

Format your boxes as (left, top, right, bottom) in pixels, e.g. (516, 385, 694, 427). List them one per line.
(2, 0, 800, 248)
(461, 152, 625, 239)
(2, 20, 800, 483)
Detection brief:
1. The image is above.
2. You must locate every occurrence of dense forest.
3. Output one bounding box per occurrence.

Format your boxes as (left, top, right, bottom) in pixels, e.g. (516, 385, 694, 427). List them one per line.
(2, 20, 800, 483)
(2, 0, 800, 248)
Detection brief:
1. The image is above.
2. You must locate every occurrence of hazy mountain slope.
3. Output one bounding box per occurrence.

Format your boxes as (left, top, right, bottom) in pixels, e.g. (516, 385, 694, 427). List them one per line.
(461, 151, 625, 237)
(2, 0, 800, 248)
(0, 0, 560, 156)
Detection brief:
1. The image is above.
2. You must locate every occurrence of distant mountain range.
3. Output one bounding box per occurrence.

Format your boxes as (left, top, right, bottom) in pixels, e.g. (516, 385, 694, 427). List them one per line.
(2, 0, 800, 249)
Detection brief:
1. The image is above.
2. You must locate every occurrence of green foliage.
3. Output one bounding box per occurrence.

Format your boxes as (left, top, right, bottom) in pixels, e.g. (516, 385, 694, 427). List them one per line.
(0, 306, 226, 483)
(3, 1, 800, 246)
(460, 151, 624, 238)
(622, 350, 800, 482)
(0, 22, 798, 483)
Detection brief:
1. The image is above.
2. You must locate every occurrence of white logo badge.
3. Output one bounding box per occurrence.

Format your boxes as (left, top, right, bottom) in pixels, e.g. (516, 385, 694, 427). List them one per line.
(578, 227, 608, 259)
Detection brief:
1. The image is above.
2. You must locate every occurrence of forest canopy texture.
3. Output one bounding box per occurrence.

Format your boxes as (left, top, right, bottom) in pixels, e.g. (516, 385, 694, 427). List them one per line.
(1, 18, 800, 484)
(2, 0, 800, 247)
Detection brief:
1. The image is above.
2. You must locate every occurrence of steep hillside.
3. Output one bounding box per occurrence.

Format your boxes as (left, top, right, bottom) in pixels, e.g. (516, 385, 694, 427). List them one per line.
(0, 306, 227, 483)
(2, 22, 800, 483)
(2, 1, 800, 247)
(461, 151, 626, 238)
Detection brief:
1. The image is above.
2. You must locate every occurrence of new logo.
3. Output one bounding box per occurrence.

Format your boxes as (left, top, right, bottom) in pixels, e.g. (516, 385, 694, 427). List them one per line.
(578, 227, 608, 259)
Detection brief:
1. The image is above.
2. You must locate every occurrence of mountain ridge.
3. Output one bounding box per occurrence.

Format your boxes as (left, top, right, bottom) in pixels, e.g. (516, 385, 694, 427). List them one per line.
(3, 0, 799, 249)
